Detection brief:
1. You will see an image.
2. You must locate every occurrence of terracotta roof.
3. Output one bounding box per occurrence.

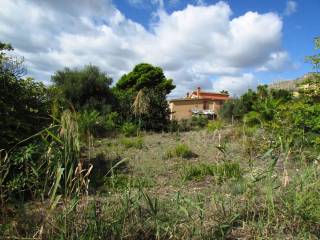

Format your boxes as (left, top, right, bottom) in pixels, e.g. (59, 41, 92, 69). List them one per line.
(190, 91, 229, 100)
(169, 97, 228, 102)
(191, 91, 228, 96)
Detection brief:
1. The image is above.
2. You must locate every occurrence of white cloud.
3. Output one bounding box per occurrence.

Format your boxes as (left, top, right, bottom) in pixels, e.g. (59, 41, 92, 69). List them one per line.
(257, 51, 292, 72)
(284, 1, 297, 16)
(213, 73, 256, 96)
(194, 0, 206, 6)
(0, 0, 290, 96)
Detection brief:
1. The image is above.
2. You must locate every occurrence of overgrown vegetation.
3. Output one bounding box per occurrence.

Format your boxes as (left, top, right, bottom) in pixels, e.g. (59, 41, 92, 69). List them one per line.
(1, 38, 320, 239)
(165, 144, 196, 159)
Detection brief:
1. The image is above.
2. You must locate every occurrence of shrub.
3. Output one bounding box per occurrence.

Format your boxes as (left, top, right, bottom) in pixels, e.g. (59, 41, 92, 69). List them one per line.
(178, 119, 191, 132)
(168, 119, 179, 132)
(120, 137, 144, 149)
(121, 122, 138, 137)
(243, 111, 262, 127)
(191, 115, 209, 128)
(207, 120, 223, 132)
(103, 112, 119, 132)
(165, 144, 196, 159)
(281, 167, 320, 224)
(183, 162, 242, 182)
(78, 110, 100, 139)
(4, 143, 46, 201)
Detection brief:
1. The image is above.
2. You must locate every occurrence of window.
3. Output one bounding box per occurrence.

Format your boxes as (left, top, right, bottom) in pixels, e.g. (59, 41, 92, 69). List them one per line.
(203, 101, 209, 110)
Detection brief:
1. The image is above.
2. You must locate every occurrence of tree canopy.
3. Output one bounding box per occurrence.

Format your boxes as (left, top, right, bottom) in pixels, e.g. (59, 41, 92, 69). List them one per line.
(51, 65, 114, 112)
(0, 42, 50, 149)
(114, 63, 175, 131)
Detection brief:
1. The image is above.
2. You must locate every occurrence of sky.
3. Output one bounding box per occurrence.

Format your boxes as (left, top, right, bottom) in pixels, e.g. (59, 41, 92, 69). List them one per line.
(0, 0, 319, 97)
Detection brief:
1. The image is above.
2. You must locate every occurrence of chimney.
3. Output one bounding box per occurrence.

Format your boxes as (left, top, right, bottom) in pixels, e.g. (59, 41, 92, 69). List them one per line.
(197, 87, 200, 98)
(186, 92, 189, 98)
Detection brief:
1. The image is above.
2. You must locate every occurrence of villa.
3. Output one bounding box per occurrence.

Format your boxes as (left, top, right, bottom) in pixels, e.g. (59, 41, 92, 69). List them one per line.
(169, 87, 229, 120)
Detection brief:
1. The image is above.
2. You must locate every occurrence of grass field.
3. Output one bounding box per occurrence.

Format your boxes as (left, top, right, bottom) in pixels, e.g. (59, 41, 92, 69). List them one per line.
(3, 124, 320, 239)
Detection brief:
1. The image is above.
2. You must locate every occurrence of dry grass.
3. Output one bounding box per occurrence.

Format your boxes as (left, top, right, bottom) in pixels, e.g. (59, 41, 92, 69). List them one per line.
(3, 125, 320, 239)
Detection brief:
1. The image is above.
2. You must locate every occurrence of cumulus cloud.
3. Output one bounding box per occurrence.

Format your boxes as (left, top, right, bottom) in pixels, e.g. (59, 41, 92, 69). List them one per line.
(0, 0, 290, 95)
(284, 1, 297, 16)
(257, 51, 293, 72)
(213, 73, 256, 96)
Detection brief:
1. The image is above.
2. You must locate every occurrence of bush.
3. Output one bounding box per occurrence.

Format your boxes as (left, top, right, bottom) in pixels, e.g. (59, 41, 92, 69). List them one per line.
(4, 143, 46, 201)
(207, 120, 223, 132)
(121, 122, 138, 137)
(78, 110, 100, 139)
(120, 137, 144, 149)
(282, 167, 320, 224)
(103, 112, 119, 133)
(243, 111, 261, 127)
(178, 119, 191, 132)
(165, 144, 196, 159)
(191, 115, 209, 128)
(168, 119, 179, 132)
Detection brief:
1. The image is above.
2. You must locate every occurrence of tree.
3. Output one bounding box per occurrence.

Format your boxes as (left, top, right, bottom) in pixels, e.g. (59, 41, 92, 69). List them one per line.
(114, 63, 175, 131)
(300, 37, 320, 102)
(306, 37, 320, 71)
(51, 65, 115, 112)
(0, 42, 50, 149)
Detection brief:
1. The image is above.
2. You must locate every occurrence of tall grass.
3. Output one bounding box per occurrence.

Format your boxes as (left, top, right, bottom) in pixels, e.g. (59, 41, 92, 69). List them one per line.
(183, 162, 242, 182)
(2, 118, 320, 239)
(165, 144, 196, 159)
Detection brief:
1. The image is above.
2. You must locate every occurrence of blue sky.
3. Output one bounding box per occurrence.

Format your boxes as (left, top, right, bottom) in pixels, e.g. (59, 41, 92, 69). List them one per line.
(0, 0, 319, 97)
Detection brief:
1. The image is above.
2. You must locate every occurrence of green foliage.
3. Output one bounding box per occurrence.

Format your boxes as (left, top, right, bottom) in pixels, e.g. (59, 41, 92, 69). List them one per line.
(78, 109, 100, 139)
(183, 162, 242, 182)
(51, 65, 114, 112)
(168, 117, 211, 133)
(103, 111, 119, 132)
(165, 144, 195, 159)
(121, 122, 138, 137)
(243, 111, 262, 127)
(178, 119, 192, 132)
(114, 63, 175, 131)
(78, 110, 121, 139)
(191, 115, 209, 128)
(207, 120, 223, 132)
(0, 45, 50, 149)
(305, 37, 320, 70)
(282, 167, 320, 224)
(219, 99, 243, 120)
(168, 119, 180, 132)
(298, 73, 320, 102)
(220, 85, 292, 124)
(120, 137, 144, 149)
(3, 143, 47, 201)
(104, 174, 154, 191)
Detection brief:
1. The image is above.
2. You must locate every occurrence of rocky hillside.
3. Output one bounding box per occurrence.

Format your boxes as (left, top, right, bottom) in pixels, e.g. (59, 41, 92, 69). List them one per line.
(268, 73, 317, 92)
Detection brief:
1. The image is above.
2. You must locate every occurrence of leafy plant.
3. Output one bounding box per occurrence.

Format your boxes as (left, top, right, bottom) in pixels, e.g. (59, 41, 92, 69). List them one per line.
(121, 122, 138, 137)
(207, 120, 223, 132)
(78, 109, 100, 139)
(183, 162, 242, 182)
(120, 137, 144, 149)
(165, 144, 196, 159)
(191, 115, 208, 128)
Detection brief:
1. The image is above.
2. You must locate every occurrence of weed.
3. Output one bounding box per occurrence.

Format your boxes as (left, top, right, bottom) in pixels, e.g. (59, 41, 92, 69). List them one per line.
(183, 162, 242, 182)
(103, 174, 154, 191)
(121, 122, 138, 137)
(207, 120, 223, 132)
(120, 137, 144, 149)
(165, 144, 196, 159)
